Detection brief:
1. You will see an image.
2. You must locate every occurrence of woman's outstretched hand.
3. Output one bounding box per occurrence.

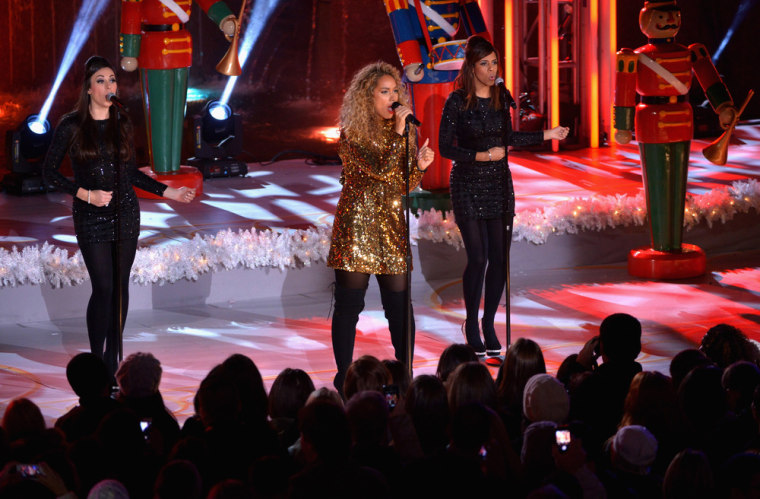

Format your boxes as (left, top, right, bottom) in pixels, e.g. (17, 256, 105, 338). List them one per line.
(165, 186, 196, 203)
(417, 138, 435, 171)
(544, 126, 570, 141)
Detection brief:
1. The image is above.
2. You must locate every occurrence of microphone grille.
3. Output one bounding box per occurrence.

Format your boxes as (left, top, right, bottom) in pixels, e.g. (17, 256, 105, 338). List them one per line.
(495, 77, 505, 86)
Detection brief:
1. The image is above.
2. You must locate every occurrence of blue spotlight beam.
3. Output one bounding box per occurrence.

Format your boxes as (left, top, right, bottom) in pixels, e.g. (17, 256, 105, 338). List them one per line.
(713, 0, 758, 63)
(219, 0, 280, 106)
(36, 0, 109, 125)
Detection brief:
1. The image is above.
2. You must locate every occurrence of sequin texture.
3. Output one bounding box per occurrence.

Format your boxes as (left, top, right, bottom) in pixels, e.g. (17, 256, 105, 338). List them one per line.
(42, 114, 168, 244)
(327, 120, 423, 274)
(439, 90, 544, 220)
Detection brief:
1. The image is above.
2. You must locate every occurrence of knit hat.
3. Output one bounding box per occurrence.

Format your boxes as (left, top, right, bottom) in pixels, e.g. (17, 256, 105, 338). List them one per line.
(523, 373, 570, 423)
(116, 352, 162, 398)
(87, 479, 129, 499)
(612, 425, 658, 474)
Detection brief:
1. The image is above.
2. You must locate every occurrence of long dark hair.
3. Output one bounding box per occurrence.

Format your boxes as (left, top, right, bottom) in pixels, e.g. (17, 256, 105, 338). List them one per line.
(66, 55, 133, 163)
(455, 35, 503, 110)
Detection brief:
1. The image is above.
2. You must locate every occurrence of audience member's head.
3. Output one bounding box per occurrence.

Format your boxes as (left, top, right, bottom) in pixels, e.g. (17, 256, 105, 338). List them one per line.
(153, 459, 202, 499)
(116, 352, 162, 398)
(678, 365, 726, 430)
(268, 368, 315, 420)
(610, 425, 658, 475)
(221, 353, 269, 423)
(447, 361, 497, 412)
(87, 479, 130, 499)
(206, 479, 249, 499)
(306, 387, 344, 407)
(700, 323, 760, 369)
(449, 402, 491, 456)
(722, 361, 760, 414)
(343, 355, 391, 401)
(599, 313, 642, 363)
(497, 338, 546, 411)
(382, 359, 411, 398)
(523, 374, 569, 424)
(298, 399, 351, 464)
(436, 343, 478, 383)
(197, 364, 241, 428)
(670, 348, 713, 390)
(405, 374, 450, 455)
(346, 390, 389, 446)
(66, 353, 112, 399)
(720, 452, 760, 499)
(521, 420, 558, 486)
(620, 370, 676, 434)
(662, 449, 714, 499)
(1, 398, 45, 442)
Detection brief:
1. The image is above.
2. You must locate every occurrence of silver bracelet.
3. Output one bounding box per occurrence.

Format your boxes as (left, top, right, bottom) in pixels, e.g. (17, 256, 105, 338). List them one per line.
(87, 190, 90, 204)
(488, 149, 492, 161)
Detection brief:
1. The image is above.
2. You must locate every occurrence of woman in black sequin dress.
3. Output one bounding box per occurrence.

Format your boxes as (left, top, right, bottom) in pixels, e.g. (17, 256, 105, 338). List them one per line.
(439, 36, 568, 359)
(42, 56, 196, 376)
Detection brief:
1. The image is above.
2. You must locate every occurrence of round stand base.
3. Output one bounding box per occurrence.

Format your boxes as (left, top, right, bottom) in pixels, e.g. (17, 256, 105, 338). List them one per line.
(134, 166, 203, 199)
(628, 244, 706, 279)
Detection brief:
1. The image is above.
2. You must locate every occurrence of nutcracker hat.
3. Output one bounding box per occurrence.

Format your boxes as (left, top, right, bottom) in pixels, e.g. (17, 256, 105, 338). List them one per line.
(643, 1, 679, 11)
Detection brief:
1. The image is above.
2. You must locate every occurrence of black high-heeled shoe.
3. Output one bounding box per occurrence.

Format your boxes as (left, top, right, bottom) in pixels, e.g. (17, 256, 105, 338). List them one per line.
(461, 320, 486, 357)
(482, 319, 502, 357)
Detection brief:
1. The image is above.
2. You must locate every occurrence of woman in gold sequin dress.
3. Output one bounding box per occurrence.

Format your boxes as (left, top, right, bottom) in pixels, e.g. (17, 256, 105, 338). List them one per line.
(327, 61, 435, 392)
(439, 36, 568, 361)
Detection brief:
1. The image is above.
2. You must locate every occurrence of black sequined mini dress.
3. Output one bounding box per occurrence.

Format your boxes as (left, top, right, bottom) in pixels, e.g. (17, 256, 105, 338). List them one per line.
(439, 90, 544, 221)
(42, 113, 167, 244)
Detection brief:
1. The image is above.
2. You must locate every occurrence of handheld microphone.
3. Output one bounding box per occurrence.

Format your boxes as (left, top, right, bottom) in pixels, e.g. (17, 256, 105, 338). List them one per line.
(106, 93, 126, 110)
(391, 102, 422, 126)
(494, 78, 516, 109)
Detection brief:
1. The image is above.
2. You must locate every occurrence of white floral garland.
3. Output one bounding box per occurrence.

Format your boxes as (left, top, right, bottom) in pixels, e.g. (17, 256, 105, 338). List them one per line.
(1, 180, 758, 288)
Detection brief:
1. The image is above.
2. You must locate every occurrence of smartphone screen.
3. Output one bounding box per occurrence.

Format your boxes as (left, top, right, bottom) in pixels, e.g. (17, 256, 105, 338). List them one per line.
(140, 418, 152, 439)
(17, 464, 43, 477)
(555, 429, 571, 453)
(382, 384, 399, 410)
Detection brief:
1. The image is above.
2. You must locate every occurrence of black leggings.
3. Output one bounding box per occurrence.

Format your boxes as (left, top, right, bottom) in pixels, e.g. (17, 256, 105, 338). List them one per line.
(335, 269, 408, 292)
(79, 238, 138, 377)
(456, 216, 513, 330)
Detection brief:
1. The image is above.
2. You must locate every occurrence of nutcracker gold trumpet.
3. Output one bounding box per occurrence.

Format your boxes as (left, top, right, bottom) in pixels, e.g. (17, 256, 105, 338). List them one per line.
(702, 89, 754, 165)
(216, 0, 247, 76)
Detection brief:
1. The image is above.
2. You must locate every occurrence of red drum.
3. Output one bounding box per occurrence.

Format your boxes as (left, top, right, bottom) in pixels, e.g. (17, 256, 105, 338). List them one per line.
(430, 40, 466, 70)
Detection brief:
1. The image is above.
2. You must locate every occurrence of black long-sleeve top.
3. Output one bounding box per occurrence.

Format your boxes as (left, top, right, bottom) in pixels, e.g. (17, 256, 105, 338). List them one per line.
(42, 113, 167, 244)
(439, 89, 543, 220)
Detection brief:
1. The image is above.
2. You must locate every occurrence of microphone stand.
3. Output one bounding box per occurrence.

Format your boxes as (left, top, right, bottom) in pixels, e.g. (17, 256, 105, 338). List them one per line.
(402, 121, 413, 379)
(112, 105, 124, 375)
(503, 88, 513, 351)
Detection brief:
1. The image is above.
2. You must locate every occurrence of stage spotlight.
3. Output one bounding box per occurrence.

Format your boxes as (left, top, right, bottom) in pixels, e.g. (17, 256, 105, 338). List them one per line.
(187, 100, 248, 179)
(2, 114, 55, 194)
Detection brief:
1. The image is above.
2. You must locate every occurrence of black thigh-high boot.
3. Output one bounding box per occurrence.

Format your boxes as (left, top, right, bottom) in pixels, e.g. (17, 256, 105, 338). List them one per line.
(379, 288, 415, 369)
(332, 284, 366, 394)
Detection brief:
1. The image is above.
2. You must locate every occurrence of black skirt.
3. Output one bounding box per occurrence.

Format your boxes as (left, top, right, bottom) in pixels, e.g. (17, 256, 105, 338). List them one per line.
(450, 159, 514, 221)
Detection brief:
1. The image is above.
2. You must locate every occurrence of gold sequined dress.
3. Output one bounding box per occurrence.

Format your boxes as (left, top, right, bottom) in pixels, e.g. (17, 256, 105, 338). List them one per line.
(327, 120, 423, 274)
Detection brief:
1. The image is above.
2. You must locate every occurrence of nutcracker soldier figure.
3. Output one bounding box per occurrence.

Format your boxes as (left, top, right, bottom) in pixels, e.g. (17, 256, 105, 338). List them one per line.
(614, 0, 737, 279)
(383, 0, 489, 190)
(120, 0, 238, 193)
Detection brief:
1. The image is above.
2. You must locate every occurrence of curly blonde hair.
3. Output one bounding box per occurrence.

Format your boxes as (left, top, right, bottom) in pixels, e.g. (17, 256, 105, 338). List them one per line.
(339, 61, 409, 145)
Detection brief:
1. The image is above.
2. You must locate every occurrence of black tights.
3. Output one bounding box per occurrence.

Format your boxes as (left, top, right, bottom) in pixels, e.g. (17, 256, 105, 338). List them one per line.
(456, 216, 513, 331)
(79, 238, 138, 377)
(335, 269, 408, 293)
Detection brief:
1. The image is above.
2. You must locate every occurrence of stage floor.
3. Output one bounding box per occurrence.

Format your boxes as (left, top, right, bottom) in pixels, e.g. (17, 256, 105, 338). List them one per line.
(1, 124, 760, 426)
